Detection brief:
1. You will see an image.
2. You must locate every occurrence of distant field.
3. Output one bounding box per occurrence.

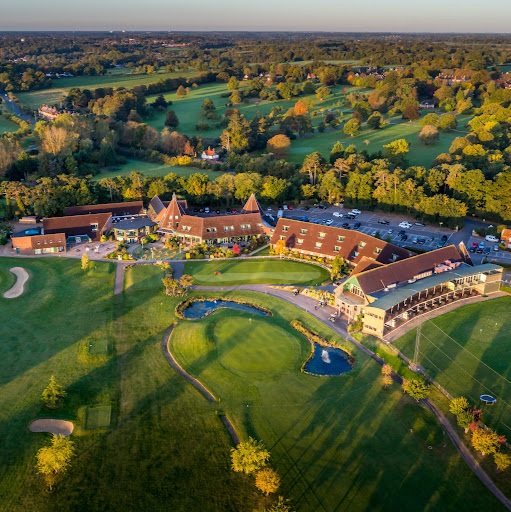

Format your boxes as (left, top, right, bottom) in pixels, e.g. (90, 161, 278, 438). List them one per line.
(286, 115, 471, 168)
(16, 69, 199, 109)
(0, 116, 18, 134)
(92, 159, 225, 181)
(145, 83, 367, 138)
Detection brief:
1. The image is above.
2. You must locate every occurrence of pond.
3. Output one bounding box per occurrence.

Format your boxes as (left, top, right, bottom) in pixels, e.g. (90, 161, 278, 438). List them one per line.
(182, 300, 269, 319)
(303, 343, 352, 376)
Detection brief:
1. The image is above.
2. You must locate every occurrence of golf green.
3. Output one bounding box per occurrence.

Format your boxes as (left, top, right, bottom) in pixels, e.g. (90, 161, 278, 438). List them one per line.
(215, 317, 301, 374)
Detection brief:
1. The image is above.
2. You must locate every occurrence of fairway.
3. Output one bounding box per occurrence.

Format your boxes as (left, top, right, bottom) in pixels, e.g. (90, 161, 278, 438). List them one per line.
(85, 405, 112, 429)
(15, 69, 200, 109)
(0, 116, 18, 134)
(184, 258, 330, 285)
(92, 158, 224, 181)
(394, 296, 511, 436)
(169, 290, 506, 512)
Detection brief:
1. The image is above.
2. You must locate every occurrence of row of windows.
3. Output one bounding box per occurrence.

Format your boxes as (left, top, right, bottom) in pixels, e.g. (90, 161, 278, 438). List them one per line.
(206, 227, 218, 233)
(36, 239, 63, 244)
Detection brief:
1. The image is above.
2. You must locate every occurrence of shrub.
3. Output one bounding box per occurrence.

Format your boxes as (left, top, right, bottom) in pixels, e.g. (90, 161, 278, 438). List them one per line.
(255, 468, 281, 496)
(472, 428, 500, 456)
(231, 437, 270, 475)
(402, 378, 430, 401)
(494, 452, 511, 471)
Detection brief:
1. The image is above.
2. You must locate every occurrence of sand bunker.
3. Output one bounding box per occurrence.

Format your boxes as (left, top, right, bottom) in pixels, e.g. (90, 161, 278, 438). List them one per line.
(29, 419, 74, 436)
(3, 267, 29, 299)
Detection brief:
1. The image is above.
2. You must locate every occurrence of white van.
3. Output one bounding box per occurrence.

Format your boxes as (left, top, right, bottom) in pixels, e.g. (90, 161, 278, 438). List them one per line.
(485, 235, 499, 243)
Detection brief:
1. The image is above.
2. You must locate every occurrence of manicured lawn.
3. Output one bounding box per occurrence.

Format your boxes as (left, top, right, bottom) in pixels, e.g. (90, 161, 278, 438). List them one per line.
(91, 158, 225, 181)
(15, 69, 199, 109)
(184, 258, 331, 286)
(169, 289, 506, 511)
(394, 297, 511, 437)
(145, 83, 367, 138)
(0, 116, 18, 134)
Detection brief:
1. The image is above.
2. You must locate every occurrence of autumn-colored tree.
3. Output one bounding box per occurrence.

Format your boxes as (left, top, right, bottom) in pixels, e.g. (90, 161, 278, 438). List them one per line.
(294, 100, 308, 116)
(179, 274, 194, 289)
(232, 243, 240, 255)
(266, 134, 291, 156)
(273, 238, 287, 258)
(402, 104, 420, 121)
(41, 375, 67, 409)
(494, 452, 511, 472)
(229, 90, 242, 104)
(81, 253, 89, 271)
(402, 378, 430, 401)
(418, 125, 439, 145)
(269, 496, 292, 512)
(231, 437, 270, 474)
(176, 85, 187, 98)
(381, 364, 392, 376)
(228, 76, 239, 91)
(382, 374, 393, 389)
(457, 410, 474, 433)
(471, 428, 500, 456)
(36, 435, 74, 490)
(255, 468, 281, 496)
(449, 396, 470, 416)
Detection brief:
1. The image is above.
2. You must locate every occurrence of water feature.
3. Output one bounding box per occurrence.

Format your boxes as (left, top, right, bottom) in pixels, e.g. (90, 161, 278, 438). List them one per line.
(182, 300, 269, 319)
(304, 343, 352, 376)
(321, 349, 331, 364)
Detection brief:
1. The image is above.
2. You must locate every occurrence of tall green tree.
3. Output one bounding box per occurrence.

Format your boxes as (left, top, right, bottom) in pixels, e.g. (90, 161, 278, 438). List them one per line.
(41, 375, 67, 409)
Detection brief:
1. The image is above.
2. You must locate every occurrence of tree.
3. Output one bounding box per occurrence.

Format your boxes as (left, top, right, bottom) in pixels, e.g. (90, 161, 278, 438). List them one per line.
(269, 496, 293, 512)
(294, 100, 309, 116)
(402, 104, 421, 121)
(255, 468, 281, 496)
(457, 410, 475, 433)
(437, 113, 458, 131)
(343, 119, 360, 137)
(367, 112, 385, 130)
(228, 76, 239, 91)
(382, 374, 393, 389)
(220, 112, 251, 152)
(41, 375, 67, 409)
(164, 110, 179, 129)
(229, 90, 242, 104)
(273, 238, 287, 258)
(152, 94, 168, 109)
(316, 86, 331, 100)
(383, 139, 409, 166)
(201, 98, 216, 119)
(176, 85, 187, 98)
(402, 378, 430, 401)
(329, 141, 344, 164)
(420, 113, 440, 126)
(36, 435, 74, 490)
(81, 253, 89, 271)
(179, 274, 194, 290)
(449, 397, 470, 416)
(266, 134, 291, 156)
(381, 363, 392, 376)
(162, 277, 182, 296)
(232, 243, 240, 255)
(231, 437, 270, 474)
(418, 125, 439, 145)
(301, 152, 325, 186)
(494, 452, 511, 472)
(471, 428, 500, 456)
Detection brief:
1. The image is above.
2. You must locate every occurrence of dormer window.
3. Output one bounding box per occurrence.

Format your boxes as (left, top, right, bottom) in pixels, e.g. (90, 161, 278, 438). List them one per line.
(91, 223, 99, 231)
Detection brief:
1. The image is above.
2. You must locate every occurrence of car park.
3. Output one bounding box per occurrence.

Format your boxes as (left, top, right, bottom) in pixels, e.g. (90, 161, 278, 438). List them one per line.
(399, 221, 412, 228)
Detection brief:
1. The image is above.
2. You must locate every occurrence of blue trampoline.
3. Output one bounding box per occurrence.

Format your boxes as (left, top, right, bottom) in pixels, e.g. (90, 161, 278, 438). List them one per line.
(480, 394, 497, 404)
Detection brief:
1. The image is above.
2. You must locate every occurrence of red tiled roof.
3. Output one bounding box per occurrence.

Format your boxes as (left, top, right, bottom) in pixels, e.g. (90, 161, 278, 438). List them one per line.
(355, 245, 463, 295)
(65, 201, 143, 216)
(351, 257, 385, 275)
(43, 213, 111, 241)
(241, 193, 262, 214)
(271, 219, 411, 265)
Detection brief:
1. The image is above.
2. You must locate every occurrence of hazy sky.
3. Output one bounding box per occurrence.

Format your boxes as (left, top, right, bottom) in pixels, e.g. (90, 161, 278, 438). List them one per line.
(1, 0, 510, 32)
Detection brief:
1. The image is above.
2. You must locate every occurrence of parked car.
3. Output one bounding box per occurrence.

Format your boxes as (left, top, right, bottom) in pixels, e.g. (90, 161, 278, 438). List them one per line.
(414, 222, 425, 227)
(333, 212, 343, 217)
(478, 241, 485, 249)
(278, 206, 283, 210)
(283, 205, 288, 210)
(398, 230, 405, 236)
(438, 240, 446, 248)
(299, 216, 309, 222)
(494, 245, 499, 252)
(484, 247, 491, 255)
(371, 230, 378, 237)
(400, 234, 408, 241)
(345, 214, 356, 219)
(428, 236, 434, 242)
(324, 219, 333, 225)
(399, 221, 412, 228)
(441, 235, 448, 242)
(354, 222, 361, 229)
(350, 209, 361, 215)
(204, 207, 210, 213)
(417, 238, 425, 245)
(412, 237, 418, 244)
(469, 247, 476, 253)
(342, 223, 350, 228)
(267, 207, 272, 211)
(378, 219, 390, 225)
(315, 204, 327, 209)
(485, 235, 499, 243)
(215, 209, 221, 215)
(471, 241, 479, 248)
(231, 208, 237, 214)
(387, 229, 394, 234)
(288, 205, 294, 210)
(303, 206, 309, 211)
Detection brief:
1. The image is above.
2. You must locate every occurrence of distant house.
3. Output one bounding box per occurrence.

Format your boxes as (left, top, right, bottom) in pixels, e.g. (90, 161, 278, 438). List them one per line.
(201, 147, 219, 160)
(12, 232, 66, 255)
(501, 229, 511, 249)
(419, 101, 435, 109)
(38, 104, 80, 121)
